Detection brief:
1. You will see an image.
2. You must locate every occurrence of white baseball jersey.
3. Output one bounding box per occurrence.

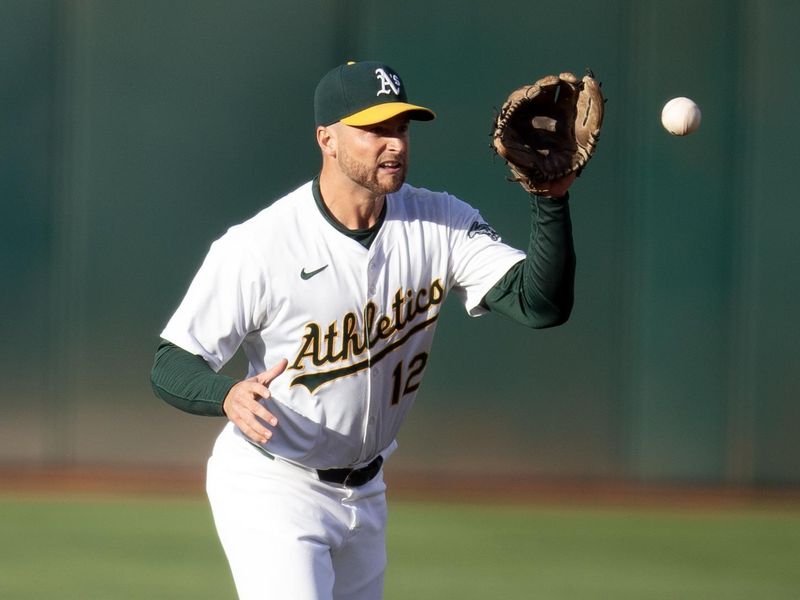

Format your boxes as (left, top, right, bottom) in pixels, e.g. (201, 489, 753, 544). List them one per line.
(162, 179, 524, 469)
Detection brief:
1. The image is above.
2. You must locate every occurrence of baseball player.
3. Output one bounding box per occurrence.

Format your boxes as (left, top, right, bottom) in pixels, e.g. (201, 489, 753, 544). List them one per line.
(151, 60, 579, 600)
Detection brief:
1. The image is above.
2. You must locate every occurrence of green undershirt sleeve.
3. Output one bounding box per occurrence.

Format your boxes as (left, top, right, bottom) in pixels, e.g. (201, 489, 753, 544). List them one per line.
(150, 340, 238, 416)
(481, 194, 575, 328)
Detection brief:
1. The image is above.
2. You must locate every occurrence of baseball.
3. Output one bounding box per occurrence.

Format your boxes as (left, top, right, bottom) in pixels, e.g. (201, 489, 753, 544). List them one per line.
(661, 97, 702, 136)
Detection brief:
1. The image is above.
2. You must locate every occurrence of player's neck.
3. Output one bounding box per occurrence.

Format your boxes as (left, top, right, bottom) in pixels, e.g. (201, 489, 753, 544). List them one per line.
(318, 170, 385, 230)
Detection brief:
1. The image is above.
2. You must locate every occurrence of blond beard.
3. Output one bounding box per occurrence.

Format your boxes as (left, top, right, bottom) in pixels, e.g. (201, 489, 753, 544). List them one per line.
(337, 146, 406, 196)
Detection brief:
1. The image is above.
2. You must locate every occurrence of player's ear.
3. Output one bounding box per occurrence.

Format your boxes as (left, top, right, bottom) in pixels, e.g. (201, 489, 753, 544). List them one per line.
(316, 125, 337, 158)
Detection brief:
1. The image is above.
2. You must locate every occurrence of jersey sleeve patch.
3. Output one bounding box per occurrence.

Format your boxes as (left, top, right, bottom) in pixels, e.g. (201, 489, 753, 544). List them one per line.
(467, 221, 501, 241)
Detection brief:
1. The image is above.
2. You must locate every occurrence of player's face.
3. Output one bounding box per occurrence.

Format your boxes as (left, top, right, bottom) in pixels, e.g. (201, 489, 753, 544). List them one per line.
(335, 115, 410, 196)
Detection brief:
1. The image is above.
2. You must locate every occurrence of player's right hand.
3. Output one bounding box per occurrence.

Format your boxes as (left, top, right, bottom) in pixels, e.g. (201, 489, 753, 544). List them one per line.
(222, 359, 288, 445)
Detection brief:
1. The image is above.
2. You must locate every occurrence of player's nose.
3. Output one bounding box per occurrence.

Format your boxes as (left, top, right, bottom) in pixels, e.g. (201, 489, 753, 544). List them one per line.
(385, 133, 407, 154)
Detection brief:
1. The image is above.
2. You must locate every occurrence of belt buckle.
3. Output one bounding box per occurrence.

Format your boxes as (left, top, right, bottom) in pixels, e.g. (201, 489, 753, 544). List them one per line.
(342, 469, 361, 488)
(341, 456, 383, 487)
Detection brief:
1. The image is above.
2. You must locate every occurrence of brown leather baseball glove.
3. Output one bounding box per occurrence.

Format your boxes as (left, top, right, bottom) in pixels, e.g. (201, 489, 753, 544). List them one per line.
(492, 71, 604, 194)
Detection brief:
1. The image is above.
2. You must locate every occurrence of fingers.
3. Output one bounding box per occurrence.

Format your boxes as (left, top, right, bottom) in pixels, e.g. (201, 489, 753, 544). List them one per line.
(224, 358, 288, 445)
(235, 401, 276, 445)
(257, 358, 289, 386)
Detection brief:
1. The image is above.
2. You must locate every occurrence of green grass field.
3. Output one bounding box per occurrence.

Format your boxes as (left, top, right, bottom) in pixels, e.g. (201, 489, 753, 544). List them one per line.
(1, 494, 798, 599)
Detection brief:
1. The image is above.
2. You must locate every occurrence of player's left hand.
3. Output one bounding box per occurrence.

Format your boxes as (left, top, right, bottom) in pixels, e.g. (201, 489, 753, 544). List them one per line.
(222, 358, 288, 445)
(535, 172, 576, 199)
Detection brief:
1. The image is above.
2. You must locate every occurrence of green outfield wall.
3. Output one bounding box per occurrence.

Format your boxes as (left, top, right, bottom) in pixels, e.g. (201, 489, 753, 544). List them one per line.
(2, 0, 798, 485)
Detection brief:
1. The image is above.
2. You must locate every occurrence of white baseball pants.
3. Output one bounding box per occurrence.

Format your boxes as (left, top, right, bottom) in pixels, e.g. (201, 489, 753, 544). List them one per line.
(206, 431, 388, 600)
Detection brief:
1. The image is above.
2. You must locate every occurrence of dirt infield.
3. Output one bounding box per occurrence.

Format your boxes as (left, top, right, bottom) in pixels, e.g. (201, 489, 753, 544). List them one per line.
(0, 464, 205, 496)
(386, 471, 800, 511)
(2, 463, 799, 511)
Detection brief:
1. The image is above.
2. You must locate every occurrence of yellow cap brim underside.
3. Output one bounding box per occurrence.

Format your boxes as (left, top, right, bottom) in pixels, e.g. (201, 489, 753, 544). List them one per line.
(340, 102, 436, 126)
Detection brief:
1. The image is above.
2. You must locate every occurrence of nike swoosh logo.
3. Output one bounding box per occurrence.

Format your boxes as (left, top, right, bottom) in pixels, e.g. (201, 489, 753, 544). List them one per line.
(300, 264, 329, 280)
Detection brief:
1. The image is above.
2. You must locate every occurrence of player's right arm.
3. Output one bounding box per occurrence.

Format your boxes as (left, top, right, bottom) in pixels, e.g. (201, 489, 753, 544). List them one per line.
(150, 340, 286, 445)
(150, 340, 237, 416)
(152, 225, 284, 445)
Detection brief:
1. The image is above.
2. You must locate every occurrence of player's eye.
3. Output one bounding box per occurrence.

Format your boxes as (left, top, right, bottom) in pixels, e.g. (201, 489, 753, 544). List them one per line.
(363, 121, 408, 138)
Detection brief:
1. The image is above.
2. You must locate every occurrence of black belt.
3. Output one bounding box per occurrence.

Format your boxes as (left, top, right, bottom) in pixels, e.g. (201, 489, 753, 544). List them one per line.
(317, 455, 384, 487)
(247, 440, 384, 487)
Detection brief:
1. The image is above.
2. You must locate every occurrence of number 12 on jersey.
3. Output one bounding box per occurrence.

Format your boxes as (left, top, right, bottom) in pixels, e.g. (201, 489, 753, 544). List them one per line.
(390, 352, 429, 405)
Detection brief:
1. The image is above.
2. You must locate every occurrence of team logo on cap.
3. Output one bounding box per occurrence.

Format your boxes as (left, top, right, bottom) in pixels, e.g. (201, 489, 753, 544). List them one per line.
(375, 68, 401, 96)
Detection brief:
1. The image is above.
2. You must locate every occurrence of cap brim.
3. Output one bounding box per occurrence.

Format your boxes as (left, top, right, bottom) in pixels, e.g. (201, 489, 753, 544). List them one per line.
(340, 102, 436, 126)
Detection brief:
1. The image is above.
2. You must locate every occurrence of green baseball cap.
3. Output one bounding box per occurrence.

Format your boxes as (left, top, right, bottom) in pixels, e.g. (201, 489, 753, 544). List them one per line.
(314, 60, 436, 127)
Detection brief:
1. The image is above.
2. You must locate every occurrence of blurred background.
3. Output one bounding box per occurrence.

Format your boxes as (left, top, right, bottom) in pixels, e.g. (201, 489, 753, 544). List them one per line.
(1, 0, 798, 491)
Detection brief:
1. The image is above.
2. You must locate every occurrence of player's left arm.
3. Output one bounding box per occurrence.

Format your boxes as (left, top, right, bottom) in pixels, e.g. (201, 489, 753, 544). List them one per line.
(481, 175, 576, 328)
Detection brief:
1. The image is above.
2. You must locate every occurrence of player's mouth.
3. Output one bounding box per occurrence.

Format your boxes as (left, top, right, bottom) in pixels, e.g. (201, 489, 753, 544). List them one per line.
(378, 160, 404, 173)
